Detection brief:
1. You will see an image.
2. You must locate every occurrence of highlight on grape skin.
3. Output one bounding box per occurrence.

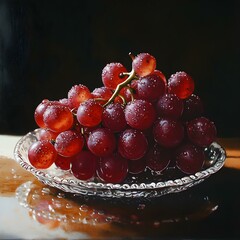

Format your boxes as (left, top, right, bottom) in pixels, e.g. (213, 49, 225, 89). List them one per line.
(102, 62, 128, 89)
(168, 71, 195, 99)
(43, 104, 74, 132)
(68, 84, 92, 109)
(54, 130, 85, 157)
(28, 140, 57, 169)
(87, 128, 116, 157)
(132, 53, 156, 77)
(29, 52, 218, 184)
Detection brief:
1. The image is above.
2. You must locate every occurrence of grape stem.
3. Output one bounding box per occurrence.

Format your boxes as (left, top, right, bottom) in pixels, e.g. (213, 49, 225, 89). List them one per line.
(94, 98, 108, 102)
(117, 94, 127, 105)
(103, 69, 136, 107)
(119, 72, 131, 77)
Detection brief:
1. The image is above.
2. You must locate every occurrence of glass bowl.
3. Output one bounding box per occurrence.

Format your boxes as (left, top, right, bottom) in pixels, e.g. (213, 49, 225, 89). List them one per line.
(14, 129, 226, 198)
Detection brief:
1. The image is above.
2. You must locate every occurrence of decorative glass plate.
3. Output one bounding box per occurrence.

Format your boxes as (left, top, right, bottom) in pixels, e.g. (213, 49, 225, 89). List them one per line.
(14, 129, 226, 198)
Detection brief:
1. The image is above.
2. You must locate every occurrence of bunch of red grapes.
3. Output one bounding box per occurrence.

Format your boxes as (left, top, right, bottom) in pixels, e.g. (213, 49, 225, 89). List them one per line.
(28, 53, 217, 183)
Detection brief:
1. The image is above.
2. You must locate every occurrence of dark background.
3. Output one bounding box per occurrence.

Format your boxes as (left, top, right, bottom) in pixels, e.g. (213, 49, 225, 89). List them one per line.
(0, 0, 239, 137)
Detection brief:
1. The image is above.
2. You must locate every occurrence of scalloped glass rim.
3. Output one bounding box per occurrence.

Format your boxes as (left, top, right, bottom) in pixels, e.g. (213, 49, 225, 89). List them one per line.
(14, 129, 226, 198)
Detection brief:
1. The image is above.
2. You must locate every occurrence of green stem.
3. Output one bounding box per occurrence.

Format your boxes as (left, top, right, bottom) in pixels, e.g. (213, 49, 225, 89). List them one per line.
(94, 98, 108, 102)
(103, 69, 136, 107)
(80, 127, 84, 135)
(117, 94, 127, 105)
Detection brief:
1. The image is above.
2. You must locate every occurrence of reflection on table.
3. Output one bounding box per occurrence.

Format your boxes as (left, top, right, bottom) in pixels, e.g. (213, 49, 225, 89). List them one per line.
(1, 137, 240, 239)
(15, 180, 218, 238)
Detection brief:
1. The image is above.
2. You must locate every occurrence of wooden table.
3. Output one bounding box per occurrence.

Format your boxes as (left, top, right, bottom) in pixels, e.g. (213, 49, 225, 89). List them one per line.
(0, 135, 239, 239)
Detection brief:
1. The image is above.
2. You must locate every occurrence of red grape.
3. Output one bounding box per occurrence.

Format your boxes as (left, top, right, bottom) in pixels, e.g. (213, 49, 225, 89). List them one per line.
(182, 94, 204, 120)
(146, 144, 171, 172)
(71, 150, 98, 180)
(135, 74, 166, 102)
(102, 103, 127, 132)
(125, 99, 156, 130)
(28, 140, 57, 169)
(77, 99, 103, 127)
(34, 100, 63, 128)
(55, 154, 73, 170)
(54, 130, 84, 157)
(87, 128, 116, 157)
(186, 117, 217, 147)
(97, 153, 128, 183)
(58, 98, 70, 107)
(153, 118, 184, 148)
(132, 53, 156, 77)
(153, 70, 167, 87)
(102, 62, 128, 89)
(38, 128, 59, 141)
(118, 128, 148, 160)
(91, 87, 113, 106)
(68, 84, 92, 109)
(168, 71, 194, 99)
(34, 99, 50, 128)
(175, 142, 205, 174)
(156, 93, 184, 119)
(92, 87, 113, 100)
(43, 104, 74, 132)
